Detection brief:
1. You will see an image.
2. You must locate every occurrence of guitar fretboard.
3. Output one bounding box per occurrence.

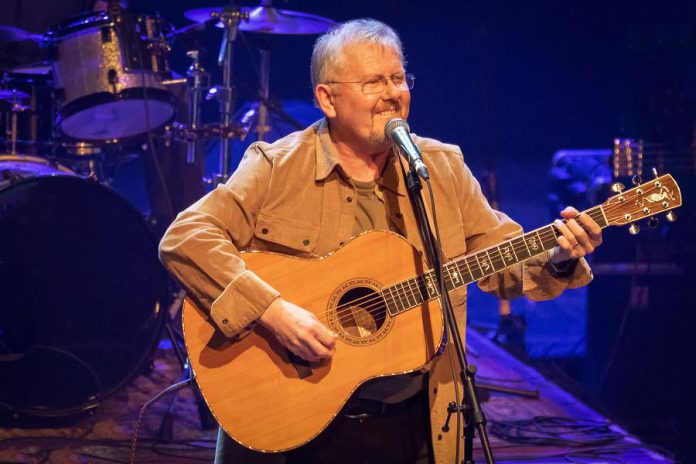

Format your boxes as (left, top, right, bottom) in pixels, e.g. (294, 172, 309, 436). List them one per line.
(381, 206, 607, 315)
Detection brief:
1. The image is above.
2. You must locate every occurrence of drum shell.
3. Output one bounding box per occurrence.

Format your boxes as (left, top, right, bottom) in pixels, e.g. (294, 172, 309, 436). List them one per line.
(51, 24, 167, 102)
(0, 155, 167, 418)
(47, 12, 175, 141)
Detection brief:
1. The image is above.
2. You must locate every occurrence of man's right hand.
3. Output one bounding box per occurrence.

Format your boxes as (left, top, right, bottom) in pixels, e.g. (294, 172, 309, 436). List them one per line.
(258, 298, 338, 363)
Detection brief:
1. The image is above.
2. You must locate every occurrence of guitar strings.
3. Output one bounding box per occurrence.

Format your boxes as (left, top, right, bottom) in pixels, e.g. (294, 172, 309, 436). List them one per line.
(318, 197, 668, 328)
(312, 181, 675, 329)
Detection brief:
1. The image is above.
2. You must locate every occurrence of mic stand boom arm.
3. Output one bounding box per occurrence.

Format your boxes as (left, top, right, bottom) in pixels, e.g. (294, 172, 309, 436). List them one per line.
(400, 159, 495, 464)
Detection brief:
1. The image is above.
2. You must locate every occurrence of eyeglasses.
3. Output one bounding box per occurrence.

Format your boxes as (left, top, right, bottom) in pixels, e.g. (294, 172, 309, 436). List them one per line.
(327, 72, 415, 95)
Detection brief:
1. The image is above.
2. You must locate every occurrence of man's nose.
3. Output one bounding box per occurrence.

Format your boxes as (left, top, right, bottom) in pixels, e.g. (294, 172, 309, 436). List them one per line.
(383, 78, 402, 99)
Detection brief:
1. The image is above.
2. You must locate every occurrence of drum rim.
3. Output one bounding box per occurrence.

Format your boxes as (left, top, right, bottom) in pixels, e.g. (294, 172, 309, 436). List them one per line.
(45, 11, 113, 41)
(2, 66, 54, 84)
(0, 172, 169, 418)
(0, 154, 73, 178)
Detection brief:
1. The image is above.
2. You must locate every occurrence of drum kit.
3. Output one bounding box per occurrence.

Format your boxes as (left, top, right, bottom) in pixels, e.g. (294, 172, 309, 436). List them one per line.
(0, 1, 335, 421)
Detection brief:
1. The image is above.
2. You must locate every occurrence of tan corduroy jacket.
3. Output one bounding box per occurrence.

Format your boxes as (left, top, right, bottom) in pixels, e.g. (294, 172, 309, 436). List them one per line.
(159, 119, 592, 463)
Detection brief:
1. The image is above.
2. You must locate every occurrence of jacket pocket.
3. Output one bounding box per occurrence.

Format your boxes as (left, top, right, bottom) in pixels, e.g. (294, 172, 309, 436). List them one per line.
(253, 211, 320, 255)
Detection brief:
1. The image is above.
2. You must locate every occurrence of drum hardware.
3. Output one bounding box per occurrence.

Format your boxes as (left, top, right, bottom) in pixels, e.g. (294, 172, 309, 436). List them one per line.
(162, 121, 247, 148)
(185, 50, 210, 164)
(1, 65, 56, 155)
(160, 77, 188, 86)
(207, 2, 248, 185)
(0, 92, 29, 155)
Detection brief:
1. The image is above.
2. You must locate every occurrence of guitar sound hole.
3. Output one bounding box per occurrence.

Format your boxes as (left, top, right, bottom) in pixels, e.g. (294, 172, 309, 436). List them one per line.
(336, 287, 387, 339)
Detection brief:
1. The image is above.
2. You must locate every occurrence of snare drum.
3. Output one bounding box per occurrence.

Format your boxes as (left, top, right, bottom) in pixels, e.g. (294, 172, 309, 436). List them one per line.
(0, 154, 167, 418)
(47, 12, 175, 142)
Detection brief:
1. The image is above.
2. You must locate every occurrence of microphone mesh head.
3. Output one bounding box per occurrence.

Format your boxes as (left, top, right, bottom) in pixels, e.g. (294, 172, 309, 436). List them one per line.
(384, 118, 410, 138)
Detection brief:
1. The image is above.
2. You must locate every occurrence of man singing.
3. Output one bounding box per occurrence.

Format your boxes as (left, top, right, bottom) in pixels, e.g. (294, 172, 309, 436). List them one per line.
(159, 18, 602, 464)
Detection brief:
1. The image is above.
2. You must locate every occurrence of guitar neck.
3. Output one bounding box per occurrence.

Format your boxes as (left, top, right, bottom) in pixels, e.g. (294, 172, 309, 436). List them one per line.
(383, 205, 607, 315)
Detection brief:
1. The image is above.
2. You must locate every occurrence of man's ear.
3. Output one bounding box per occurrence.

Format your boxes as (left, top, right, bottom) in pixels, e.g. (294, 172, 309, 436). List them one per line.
(315, 84, 336, 118)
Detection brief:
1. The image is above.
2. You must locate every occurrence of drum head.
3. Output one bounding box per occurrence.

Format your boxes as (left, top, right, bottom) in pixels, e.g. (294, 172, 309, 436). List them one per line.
(59, 89, 175, 141)
(0, 161, 167, 417)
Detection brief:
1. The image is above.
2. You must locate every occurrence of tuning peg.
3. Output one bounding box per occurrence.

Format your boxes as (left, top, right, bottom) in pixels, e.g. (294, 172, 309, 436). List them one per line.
(648, 217, 659, 228)
(628, 223, 641, 235)
(631, 174, 643, 185)
(665, 211, 677, 222)
(652, 167, 659, 178)
(611, 182, 625, 193)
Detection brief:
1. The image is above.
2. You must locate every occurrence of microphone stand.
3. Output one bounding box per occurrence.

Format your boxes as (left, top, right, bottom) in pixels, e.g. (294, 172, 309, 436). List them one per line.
(400, 161, 495, 464)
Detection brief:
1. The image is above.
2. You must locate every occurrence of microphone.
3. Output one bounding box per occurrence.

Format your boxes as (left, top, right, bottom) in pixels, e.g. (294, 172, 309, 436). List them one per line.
(384, 118, 429, 180)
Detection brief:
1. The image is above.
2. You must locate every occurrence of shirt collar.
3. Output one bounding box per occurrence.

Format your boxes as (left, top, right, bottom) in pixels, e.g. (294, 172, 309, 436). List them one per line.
(313, 118, 406, 196)
(314, 118, 341, 182)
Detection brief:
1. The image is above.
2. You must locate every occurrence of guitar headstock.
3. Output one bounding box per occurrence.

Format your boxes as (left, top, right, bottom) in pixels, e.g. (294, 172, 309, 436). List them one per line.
(601, 173, 682, 229)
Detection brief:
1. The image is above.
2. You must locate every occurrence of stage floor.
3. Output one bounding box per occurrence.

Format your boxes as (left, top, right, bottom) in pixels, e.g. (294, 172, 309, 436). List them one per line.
(0, 326, 673, 463)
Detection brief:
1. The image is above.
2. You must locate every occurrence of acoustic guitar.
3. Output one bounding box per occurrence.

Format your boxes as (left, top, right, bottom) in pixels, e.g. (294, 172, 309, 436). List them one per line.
(182, 173, 681, 452)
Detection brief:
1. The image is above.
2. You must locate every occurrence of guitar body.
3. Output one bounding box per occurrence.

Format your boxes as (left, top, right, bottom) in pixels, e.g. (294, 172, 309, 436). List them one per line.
(183, 231, 445, 452)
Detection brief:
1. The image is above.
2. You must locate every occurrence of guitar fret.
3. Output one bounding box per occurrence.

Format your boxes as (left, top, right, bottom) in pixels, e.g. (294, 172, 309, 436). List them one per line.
(474, 252, 492, 276)
(461, 256, 474, 282)
(453, 261, 469, 286)
(446, 264, 462, 288)
(395, 284, 407, 313)
(383, 286, 397, 315)
(389, 284, 404, 314)
(486, 248, 500, 273)
(499, 242, 517, 266)
(540, 226, 557, 250)
(590, 206, 608, 228)
(417, 275, 431, 301)
(526, 232, 542, 255)
(424, 272, 438, 298)
(536, 230, 546, 253)
(412, 277, 426, 304)
(467, 255, 483, 280)
(520, 234, 532, 257)
(406, 280, 419, 307)
(397, 283, 409, 313)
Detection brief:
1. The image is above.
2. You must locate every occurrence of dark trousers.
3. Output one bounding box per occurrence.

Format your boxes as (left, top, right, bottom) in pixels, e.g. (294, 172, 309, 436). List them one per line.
(215, 388, 432, 464)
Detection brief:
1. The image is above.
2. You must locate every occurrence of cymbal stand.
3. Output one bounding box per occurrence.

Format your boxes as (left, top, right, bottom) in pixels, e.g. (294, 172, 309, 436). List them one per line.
(247, 37, 304, 141)
(209, 2, 247, 184)
(234, 31, 305, 142)
(185, 50, 209, 164)
(256, 40, 271, 141)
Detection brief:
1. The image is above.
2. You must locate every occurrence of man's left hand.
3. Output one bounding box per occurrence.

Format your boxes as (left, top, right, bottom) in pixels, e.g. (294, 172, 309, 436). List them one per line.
(550, 206, 603, 264)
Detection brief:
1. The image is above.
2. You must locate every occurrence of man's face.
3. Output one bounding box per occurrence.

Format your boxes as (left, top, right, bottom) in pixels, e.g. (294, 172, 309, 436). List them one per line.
(323, 42, 411, 155)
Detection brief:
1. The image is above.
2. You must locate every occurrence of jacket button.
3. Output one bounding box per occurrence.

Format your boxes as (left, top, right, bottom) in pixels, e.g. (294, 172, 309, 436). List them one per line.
(261, 227, 269, 234)
(346, 196, 353, 203)
(222, 319, 228, 324)
(303, 239, 310, 246)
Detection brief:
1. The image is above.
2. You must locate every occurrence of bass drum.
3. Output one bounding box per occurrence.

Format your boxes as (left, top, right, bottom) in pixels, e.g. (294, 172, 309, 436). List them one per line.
(0, 155, 168, 418)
